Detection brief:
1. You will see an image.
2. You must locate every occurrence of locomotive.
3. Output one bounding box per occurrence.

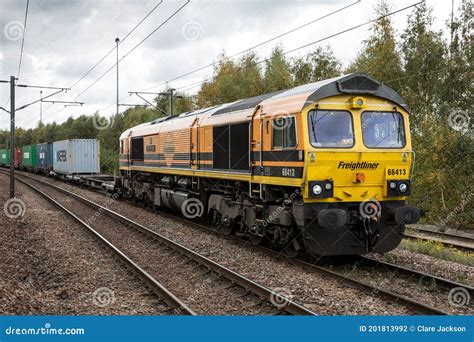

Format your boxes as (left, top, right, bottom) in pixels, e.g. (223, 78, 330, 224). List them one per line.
(117, 73, 420, 257)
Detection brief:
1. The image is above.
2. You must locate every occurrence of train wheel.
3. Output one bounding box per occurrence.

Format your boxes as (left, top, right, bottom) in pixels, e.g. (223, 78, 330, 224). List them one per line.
(209, 209, 221, 230)
(249, 234, 263, 246)
(218, 222, 234, 236)
(283, 239, 302, 258)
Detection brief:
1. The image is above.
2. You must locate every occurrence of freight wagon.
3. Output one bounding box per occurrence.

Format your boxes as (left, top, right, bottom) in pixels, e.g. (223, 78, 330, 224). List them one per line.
(14, 148, 22, 168)
(0, 149, 10, 166)
(22, 145, 37, 170)
(37, 142, 53, 173)
(52, 139, 100, 175)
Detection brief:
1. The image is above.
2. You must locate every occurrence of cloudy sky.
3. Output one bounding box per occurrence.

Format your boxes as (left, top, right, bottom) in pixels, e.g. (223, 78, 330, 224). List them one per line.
(0, 0, 459, 130)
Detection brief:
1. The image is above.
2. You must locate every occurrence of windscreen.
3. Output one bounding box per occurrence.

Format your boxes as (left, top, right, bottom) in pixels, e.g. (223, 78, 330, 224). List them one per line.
(361, 111, 406, 148)
(308, 110, 354, 148)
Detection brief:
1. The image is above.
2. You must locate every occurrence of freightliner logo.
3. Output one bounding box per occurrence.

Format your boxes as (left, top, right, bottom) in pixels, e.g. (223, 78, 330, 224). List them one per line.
(338, 161, 379, 170)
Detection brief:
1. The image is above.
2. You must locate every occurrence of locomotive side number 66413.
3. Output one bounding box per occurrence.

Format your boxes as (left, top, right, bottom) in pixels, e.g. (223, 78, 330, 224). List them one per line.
(281, 168, 296, 177)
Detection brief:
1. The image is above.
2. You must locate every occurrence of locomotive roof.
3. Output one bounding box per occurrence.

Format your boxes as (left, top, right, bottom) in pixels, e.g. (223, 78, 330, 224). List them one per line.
(120, 73, 408, 139)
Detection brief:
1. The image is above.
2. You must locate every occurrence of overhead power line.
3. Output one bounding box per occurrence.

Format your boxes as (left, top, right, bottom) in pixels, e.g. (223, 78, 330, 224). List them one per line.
(71, 0, 190, 102)
(177, 1, 424, 93)
(142, 0, 362, 92)
(69, 0, 164, 90)
(96, 0, 360, 113)
(94, 1, 421, 115)
(41, 0, 187, 124)
(17, 0, 30, 79)
(42, 0, 164, 115)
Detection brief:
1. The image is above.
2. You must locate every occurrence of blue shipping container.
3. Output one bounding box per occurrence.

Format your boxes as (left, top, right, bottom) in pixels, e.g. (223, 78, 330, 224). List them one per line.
(36, 142, 53, 171)
(53, 139, 100, 174)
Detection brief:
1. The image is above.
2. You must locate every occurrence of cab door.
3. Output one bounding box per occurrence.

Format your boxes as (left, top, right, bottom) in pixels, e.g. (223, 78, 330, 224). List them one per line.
(190, 117, 199, 168)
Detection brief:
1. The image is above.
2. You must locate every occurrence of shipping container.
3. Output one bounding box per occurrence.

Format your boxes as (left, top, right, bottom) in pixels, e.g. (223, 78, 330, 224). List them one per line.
(53, 139, 100, 174)
(0, 149, 11, 165)
(14, 148, 22, 167)
(37, 142, 53, 172)
(22, 145, 37, 169)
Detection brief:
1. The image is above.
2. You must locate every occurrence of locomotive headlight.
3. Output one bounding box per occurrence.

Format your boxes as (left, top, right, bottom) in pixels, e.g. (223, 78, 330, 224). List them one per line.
(350, 96, 366, 109)
(398, 182, 408, 193)
(324, 183, 332, 190)
(389, 181, 397, 189)
(312, 184, 323, 195)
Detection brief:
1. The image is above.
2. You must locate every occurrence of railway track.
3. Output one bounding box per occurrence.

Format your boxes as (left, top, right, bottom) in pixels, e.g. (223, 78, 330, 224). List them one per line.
(356, 256, 472, 293)
(3, 172, 196, 316)
(5, 171, 316, 316)
(168, 219, 458, 316)
(404, 225, 474, 252)
(9, 170, 472, 314)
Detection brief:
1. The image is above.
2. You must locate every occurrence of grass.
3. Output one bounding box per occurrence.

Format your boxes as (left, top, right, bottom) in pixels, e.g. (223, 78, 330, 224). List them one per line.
(399, 239, 474, 267)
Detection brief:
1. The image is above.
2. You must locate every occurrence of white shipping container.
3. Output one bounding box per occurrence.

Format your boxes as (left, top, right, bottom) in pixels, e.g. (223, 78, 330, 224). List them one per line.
(53, 139, 100, 174)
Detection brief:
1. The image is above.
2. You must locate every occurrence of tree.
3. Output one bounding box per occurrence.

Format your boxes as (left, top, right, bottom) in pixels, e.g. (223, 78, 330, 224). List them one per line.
(263, 46, 293, 92)
(237, 51, 264, 98)
(443, 0, 473, 111)
(400, 1, 446, 123)
(346, 1, 403, 91)
(292, 46, 341, 86)
(196, 53, 241, 107)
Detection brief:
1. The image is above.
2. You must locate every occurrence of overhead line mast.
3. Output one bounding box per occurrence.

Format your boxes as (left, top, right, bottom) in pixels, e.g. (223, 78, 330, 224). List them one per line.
(0, 78, 77, 198)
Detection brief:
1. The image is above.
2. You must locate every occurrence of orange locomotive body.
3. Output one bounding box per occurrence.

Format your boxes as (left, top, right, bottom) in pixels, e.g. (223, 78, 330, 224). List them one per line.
(118, 74, 420, 256)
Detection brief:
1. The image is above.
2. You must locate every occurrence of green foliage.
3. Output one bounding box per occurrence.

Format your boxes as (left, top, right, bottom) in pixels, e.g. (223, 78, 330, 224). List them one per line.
(263, 46, 293, 92)
(346, 1, 403, 91)
(399, 1, 473, 228)
(237, 52, 264, 98)
(400, 239, 474, 267)
(400, 1, 446, 124)
(292, 46, 341, 85)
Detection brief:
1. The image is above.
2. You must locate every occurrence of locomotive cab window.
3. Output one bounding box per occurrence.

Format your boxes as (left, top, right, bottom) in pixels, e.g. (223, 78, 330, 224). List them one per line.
(361, 111, 406, 148)
(309, 110, 354, 148)
(272, 116, 297, 149)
